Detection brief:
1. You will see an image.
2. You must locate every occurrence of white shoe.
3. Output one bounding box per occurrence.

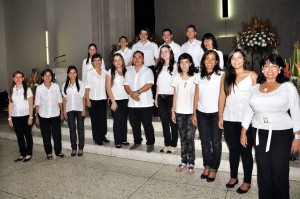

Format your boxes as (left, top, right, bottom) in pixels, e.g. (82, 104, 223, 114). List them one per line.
(167, 147, 177, 153)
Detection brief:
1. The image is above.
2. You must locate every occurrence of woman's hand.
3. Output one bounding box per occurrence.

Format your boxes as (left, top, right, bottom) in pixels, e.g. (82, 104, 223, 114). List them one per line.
(218, 116, 224, 129)
(81, 109, 86, 117)
(192, 115, 197, 126)
(111, 101, 118, 112)
(154, 98, 158, 108)
(291, 139, 300, 154)
(240, 133, 247, 148)
(8, 119, 13, 127)
(171, 111, 176, 124)
(86, 99, 91, 108)
(35, 116, 40, 125)
(63, 112, 68, 120)
(60, 113, 64, 121)
(27, 117, 33, 126)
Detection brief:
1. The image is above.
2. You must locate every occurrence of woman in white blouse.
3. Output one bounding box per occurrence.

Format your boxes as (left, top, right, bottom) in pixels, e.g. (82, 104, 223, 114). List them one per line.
(35, 69, 65, 160)
(241, 54, 300, 199)
(106, 53, 129, 148)
(82, 43, 105, 83)
(8, 71, 33, 162)
(62, 66, 86, 156)
(195, 50, 223, 182)
(85, 53, 109, 145)
(155, 45, 178, 153)
(218, 49, 257, 194)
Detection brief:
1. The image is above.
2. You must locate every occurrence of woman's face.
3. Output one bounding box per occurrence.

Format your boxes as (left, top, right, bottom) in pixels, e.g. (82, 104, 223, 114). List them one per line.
(160, 47, 171, 61)
(13, 73, 24, 85)
(92, 57, 102, 68)
(262, 60, 282, 80)
(179, 58, 191, 73)
(113, 55, 123, 69)
(119, 38, 128, 48)
(204, 39, 213, 50)
(68, 69, 77, 81)
(231, 52, 244, 69)
(42, 72, 52, 83)
(88, 46, 97, 57)
(204, 53, 218, 72)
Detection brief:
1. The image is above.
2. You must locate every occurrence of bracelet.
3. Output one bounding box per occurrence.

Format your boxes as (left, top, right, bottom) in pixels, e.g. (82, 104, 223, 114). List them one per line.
(295, 134, 300, 140)
(8, 117, 12, 121)
(29, 116, 33, 119)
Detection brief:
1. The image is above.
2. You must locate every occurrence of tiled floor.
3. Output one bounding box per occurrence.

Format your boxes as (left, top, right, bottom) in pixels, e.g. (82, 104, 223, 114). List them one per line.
(0, 138, 300, 199)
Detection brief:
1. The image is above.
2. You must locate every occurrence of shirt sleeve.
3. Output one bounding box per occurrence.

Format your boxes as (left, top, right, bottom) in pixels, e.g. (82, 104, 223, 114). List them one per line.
(80, 82, 86, 98)
(146, 68, 154, 84)
(34, 86, 41, 105)
(82, 59, 87, 83)
(171, 75, 178, 89)
(217, 50, 224, 70)
(154, 43, 159, 59)
(85, 71, 91, 88)
(124, 72, 129, 86)
(241, 86, 257, 130)
(61, 83, 66, 97)
(27, 88, 33, 98)
(102, 58, 105, 69)
(56, 85, 63, 103)
(286, 82, 300, 132)
(107, 69, 111, 76)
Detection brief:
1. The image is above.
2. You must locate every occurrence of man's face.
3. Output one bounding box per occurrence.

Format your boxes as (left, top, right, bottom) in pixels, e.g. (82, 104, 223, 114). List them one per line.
(133, 52, 144, 67)
(139, 30, 148, 42)
(162, 31, 173, 44)
(186, 28, 196, 40)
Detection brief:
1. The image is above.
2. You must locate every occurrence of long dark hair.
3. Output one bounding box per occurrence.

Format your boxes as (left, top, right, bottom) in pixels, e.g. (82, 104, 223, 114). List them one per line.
(201, 33, 218, 51)
(200, 50, 221, 79)
(9, 71, 28, 102)
(156, 45, 175, 76)
(86, 43, 97, 65)
(40, 68, 54, 84)
(111, 53, 126, 86)
(177, 53, 198, 76)
(64, 66, 80, 95)
(224, 49, 247, 96)
(257, 54, 289, 84)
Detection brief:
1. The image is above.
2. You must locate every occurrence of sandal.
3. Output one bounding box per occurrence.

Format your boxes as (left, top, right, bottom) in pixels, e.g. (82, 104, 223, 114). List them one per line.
(187, 164, 195, 175)
(175, 163, 187, 172)
(47, 154, 53, 160)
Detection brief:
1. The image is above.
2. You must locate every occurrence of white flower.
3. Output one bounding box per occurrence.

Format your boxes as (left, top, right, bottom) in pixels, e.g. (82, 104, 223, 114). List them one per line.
(251, 43, 254, 46)
(259, 37, 262, 40)
(254, 41, 257, 44)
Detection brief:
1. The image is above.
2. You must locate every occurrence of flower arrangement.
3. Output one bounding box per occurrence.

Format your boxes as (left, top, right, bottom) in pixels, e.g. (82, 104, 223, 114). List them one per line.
(284, 41, 300, 95)
(236, 16, 280, 55)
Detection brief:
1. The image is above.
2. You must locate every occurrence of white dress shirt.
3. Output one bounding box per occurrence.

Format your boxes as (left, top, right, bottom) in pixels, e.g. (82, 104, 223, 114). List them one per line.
(182, 39, 204, 68)
(35, 83, 62, 118)
(82, 58, 105, 83)
(107, 69, 129, 100)
(62, 80, 85, 112)
(115, 47, 133, 66)
(159, 41, 182, 62)
(85, 68, 107, 100)
(124, 65, 154, 107)
(157, 64, 178, 95)
(11, 86, 33, 117)
(132, 40, 159, 67)
(215, 49, 224, 70)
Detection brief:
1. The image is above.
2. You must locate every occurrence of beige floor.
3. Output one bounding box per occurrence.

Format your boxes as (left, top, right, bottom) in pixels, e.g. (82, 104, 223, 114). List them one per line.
(0, 138, 299, 199)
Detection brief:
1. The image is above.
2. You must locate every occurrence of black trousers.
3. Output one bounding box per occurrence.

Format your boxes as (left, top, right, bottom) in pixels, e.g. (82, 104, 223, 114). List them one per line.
(148, 65, 158, 116)
(197, 111, 222, 171)
(223, 121, 253, 183)
(112, 99, 128, 145)
(128, 107, 155, 145)
(89, 99, 107, 143)
(157, 94, 178, 147)
(67, 111, 85, 150)
(253, 128, 293, 199)
(12, 115, 33, 156)
(39, 115, 62, 155)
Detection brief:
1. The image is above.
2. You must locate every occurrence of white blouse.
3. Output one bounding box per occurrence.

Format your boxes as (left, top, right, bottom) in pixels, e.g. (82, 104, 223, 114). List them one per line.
(124, 65, 154, 107)
(82, 58, 105, 83)
(223, 73, 253, 122)
(157, 64, 178, 95)
(11, 86, 33, 117)
(85, 68, 107, 100)
(171, 74, 197, 114)
(62, 80, 85, 112)
(195, 71, 223, 113)
(35, 83, 62, 118)
(115, 47, 133, 66)
(107, 69, 129, 100)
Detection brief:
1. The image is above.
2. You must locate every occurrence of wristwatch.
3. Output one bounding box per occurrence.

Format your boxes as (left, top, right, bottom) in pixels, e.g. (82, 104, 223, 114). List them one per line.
(137, 89, 141, 95)
(295, 134, 300, 140)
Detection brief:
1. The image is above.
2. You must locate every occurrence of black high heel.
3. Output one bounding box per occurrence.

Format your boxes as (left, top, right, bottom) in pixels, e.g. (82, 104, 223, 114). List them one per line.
(226, 179, 239, 188)
(14, 156, 24, 162)
(23, 156, 32, 162)
(236, 186, 251, 194)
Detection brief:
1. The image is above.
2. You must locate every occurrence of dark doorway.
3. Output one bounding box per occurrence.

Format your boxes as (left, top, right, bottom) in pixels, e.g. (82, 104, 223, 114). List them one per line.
(134, 0, 155, 38)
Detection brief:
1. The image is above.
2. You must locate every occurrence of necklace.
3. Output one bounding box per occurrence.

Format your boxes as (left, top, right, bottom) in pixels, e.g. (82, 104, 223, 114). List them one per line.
(262, 82, 276, 93)
(181, 74, 189, 88)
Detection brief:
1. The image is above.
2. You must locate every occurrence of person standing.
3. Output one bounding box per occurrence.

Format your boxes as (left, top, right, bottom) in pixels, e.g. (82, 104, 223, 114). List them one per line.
(218, 49, 257, 193)
(8, 71, 33, 162)
(82, 43, 105, 83)
(241, 54, 300, 198)
(171, 53, 198, 174)
(115, 36, 133, 68)
(85, 53, 109, 145)
(155, 45, 178, 153)
(195, 50, 223, 182)
(106, 53, 129, 148)
(181, 25, 204, 70)
(62, 66, 86, 156)
(35, 69, 65, 160)
(124, 51, 155, 153)
(159, 28, 182, 62)
(201, 33, 224, 69)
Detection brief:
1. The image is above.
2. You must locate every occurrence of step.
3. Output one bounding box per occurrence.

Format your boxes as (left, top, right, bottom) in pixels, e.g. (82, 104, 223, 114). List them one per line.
(1, 130, 300, 181)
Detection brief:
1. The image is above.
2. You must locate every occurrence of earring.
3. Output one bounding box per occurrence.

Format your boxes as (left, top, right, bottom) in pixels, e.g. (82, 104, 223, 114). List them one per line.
(279, 71, 281, 74)
(262, 71, 264, 73)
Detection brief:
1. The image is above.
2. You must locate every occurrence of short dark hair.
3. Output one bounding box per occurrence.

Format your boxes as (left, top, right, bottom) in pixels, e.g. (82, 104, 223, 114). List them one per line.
(139, 28, 150, 35)
(162, 28, 172, 35)
(133, 50, 144, 59)
(201, 33, 218, 51)
(40, 68, 54, 84)
(177, 53, 198, 76)
(119, 36, 128, 42)
(91, 53, 103, 62)
(186, 24, 196, 32)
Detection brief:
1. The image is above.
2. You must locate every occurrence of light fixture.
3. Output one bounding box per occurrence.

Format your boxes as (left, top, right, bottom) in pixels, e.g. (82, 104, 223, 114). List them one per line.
(222, 0, 228, 18)
(46, 31, 49, 65)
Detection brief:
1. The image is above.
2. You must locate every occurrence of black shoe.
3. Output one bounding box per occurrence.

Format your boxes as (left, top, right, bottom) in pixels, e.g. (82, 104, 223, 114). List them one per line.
(122, 142, 130, 145)
(147, 145, 154, 153)
(102, 138, 110, 143)
(71, 150, 77, 156)
(96, 141, 103, 145)
(78, 150, 83, 156)
(23, 156, 32, 162)
(129, 144, 141, 150)
(14, 156, 24, 162)
(206, 177, 215, 182)
(57, 153, 66, 158)
(226, 179, 239, 189)
(236, 186, 251, 194)
(47, 154, 53, 160)
(115, 145, 122, 148)
(200, 174, 208, 179)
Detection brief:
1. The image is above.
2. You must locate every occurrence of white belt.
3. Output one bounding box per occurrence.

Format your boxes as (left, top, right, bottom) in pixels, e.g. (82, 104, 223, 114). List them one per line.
(253, 112, 288, 152)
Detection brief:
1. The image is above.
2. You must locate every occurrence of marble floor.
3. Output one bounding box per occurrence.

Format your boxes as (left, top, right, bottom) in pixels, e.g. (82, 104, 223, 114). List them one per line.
(0, 138, 299, 199)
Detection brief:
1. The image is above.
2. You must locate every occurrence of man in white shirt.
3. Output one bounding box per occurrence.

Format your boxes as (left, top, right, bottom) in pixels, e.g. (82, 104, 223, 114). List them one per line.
(181, 25, 204, 70)
(115, 36, 133, 68)
(159, 28, 182, 62)
(124, 51, 155, 153)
